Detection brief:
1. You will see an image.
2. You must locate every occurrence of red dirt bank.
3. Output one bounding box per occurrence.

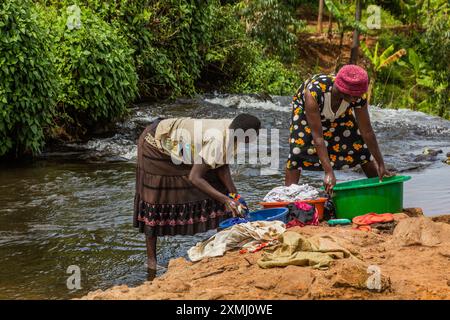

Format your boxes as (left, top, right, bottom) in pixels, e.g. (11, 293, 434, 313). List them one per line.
(82, 214, 450, 300)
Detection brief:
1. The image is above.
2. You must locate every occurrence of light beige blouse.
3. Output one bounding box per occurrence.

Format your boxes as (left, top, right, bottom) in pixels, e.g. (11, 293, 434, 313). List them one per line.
(145, 117, 234, 168)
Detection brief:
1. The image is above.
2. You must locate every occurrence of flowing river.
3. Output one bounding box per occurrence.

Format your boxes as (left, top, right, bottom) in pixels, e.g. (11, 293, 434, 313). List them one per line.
(1, 94, 449, 299)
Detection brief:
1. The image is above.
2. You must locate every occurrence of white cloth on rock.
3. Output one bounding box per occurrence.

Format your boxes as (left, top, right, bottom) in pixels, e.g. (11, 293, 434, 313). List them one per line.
(263, 184, 319, 202)
(187, 221, 286, 262)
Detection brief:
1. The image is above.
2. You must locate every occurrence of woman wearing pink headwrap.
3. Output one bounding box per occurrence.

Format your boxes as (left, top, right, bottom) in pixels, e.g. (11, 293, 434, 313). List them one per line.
(285, 64, 393, 192)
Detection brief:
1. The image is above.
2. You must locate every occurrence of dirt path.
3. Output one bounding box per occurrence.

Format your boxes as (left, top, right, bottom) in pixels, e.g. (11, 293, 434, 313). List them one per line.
(296, 31, 378, 75)
(82, 214, 450, 300)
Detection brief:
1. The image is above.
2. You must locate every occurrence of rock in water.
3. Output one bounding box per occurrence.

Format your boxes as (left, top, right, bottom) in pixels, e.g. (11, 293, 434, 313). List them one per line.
(423, 148, 443, 156)
(414, 148, 443, 162)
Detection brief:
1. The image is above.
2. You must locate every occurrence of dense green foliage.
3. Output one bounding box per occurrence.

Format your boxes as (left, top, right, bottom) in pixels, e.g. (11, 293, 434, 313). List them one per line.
(373, 4, 449, 118)
(201, 3, 300, 95)
(39, 0, 298, 99)
(231, 57, 299, 95)
(1, 0, 449, 158)
(40, 6, 138, 130)
(377, 0, 448, 27)
(423, 11, 450, 118)
(95, 0, 218, 98)
(0, 0, 58, 157)
(238, 0, 305, 63)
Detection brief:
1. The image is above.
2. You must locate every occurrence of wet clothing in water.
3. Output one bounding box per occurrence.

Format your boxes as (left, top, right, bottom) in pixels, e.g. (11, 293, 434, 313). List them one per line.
(134, 118, 232, 237)
(286, 74, 373, 171)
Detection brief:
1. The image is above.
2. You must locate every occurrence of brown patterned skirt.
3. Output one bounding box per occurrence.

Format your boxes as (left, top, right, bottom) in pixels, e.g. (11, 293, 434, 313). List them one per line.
(133, 121, 230, 237)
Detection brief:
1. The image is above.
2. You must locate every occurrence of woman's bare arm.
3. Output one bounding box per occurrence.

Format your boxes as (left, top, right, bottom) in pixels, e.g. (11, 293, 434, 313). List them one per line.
(304, 90, 336, 192)
(189, 164, 230, 203)
(304, 90, 332, 172)
(354, 104, 394, 180)
(354, 104, 384, 167)
(189, 164, 241, 216)
(215, 165, 237, 194)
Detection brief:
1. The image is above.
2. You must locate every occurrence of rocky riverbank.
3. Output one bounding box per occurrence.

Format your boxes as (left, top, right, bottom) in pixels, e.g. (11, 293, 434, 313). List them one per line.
(81, 213, 450, 300)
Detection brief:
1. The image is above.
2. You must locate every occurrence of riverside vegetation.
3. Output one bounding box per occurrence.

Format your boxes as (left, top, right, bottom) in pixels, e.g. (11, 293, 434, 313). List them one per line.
(1, 0, 449, 158)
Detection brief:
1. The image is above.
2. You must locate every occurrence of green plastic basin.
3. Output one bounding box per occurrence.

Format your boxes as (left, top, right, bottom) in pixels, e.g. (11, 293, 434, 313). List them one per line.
(332, 175, 411, 220)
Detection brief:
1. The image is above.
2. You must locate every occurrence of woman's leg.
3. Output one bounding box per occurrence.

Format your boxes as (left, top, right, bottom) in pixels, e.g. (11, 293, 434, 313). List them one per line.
(285, 168, 301, 186)
(146, 235, 157, 270)
(361, 160, 378, 178)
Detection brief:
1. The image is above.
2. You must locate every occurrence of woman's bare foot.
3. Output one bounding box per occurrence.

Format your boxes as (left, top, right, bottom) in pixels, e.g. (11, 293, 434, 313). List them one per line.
(147, 268, 156, 281)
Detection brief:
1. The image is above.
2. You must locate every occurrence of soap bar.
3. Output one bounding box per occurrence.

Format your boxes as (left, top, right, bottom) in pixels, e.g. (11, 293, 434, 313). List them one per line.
(327, 218, 352, 226)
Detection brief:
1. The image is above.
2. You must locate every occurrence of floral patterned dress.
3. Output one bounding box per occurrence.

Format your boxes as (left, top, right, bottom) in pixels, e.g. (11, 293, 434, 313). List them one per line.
(286, 74, 373, 171)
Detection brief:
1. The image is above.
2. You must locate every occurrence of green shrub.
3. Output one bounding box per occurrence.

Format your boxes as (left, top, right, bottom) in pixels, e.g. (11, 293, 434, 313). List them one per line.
(40, 1, 299, 99)
(201, 3, 300, 96)
(42, 0, 217, 99)
(198, 4, 261, 90)
(377, 29, 422, 55)
(138, 0, 216, 98)
(370, 9, 450, 119)
(0, 0, 58, 157)
(423, 10, 450, 119)
(39, 5, 138, 129)
(230, 57, 299, 96)
(238, 0, 305, 63)
(373, 82, 405, 108)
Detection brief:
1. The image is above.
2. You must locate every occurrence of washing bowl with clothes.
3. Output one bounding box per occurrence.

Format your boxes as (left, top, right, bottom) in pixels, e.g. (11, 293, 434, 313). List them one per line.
(259, 198, 327, 220)
(218, 208, 289, 229)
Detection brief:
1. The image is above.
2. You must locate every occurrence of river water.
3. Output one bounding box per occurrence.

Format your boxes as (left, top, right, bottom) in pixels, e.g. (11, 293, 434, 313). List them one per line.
(1, 94, 449, 299)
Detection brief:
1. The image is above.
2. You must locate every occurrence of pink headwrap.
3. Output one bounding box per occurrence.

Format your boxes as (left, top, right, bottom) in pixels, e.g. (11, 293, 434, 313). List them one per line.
(335, 64, 369, 97)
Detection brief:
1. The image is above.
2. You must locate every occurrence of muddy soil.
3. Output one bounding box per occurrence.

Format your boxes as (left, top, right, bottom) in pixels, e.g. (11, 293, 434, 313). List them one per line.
(82, 214, 450, 300)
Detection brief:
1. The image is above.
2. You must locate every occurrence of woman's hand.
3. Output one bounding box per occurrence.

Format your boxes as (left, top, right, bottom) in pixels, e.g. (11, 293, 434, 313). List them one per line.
(224, 199, 243, 217)
(324, 170, 336, 194)
(377, 163, 395, 182)
(228, 193, 249, 215)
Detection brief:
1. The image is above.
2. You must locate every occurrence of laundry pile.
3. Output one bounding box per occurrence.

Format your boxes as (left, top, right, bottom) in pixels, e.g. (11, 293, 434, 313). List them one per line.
(257, 231, 357, 269)
(263, 184, 320, 202)
(187, 221, 286, 262)
(286, 202, 319, 228)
